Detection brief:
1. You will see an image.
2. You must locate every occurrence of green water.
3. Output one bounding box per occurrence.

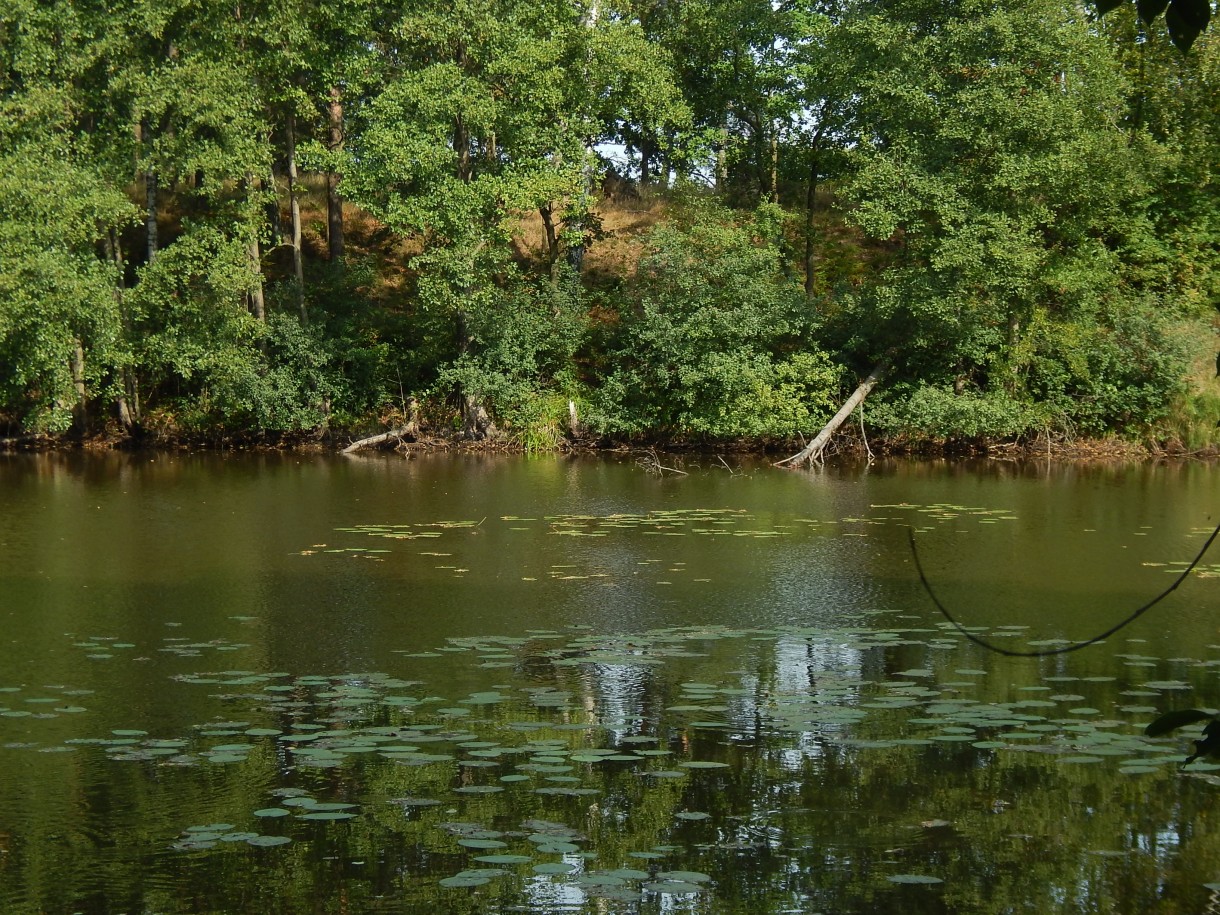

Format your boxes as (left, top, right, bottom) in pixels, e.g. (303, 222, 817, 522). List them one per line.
(0, 453, 1217, 914)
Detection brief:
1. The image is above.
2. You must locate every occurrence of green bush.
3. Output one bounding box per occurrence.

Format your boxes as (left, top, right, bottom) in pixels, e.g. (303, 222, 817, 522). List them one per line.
(590, 200, 840, 439)
(430, 273, 587, 446)
(1012, 299, 1190, 437)
(1160, 390, 1220, 450)
(869, 385, 1042, 441)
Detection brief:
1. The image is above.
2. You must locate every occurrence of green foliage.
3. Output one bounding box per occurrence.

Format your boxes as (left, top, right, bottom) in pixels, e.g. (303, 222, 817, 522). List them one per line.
(591, 201, 840, 439)
(1016, 299, 1190, 436)
(206, 314, 339, 433)
(0, 134, 135, 432)
(1161, 390, 1220, 449)
(125, 224, 262, 406)
(434, 274, 587, 447)
(1, 0, 1216, 447)
(501, 392, 572, 452)
(129, 240, 396, 435)
(869, 385, 1043, 441)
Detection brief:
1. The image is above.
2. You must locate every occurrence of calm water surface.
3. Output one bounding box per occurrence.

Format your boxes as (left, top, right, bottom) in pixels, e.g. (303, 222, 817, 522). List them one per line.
(0, 453, 1217, 914)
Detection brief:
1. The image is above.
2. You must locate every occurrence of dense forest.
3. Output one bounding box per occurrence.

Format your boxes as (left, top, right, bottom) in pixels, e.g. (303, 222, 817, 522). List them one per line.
(1, 0, 1217, 453)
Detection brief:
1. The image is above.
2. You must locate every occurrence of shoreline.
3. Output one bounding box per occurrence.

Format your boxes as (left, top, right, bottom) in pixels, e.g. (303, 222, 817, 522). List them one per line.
(2, 425, 1214, 463)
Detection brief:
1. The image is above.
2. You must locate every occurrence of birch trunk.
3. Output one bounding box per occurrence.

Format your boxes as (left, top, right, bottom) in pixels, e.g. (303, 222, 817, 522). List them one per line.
(105, 229, 139, 432)
(286, 110, 306, 323)
(70, 339, 88, 433)
(776, 361, 889, 466)
(804, 156, 819, 299)
(327, 87, 344, 263)
(145, 168, 158, 264)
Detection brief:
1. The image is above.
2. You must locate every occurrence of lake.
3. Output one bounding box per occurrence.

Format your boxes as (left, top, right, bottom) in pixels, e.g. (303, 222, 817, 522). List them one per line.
(0, 452, 1217, 913)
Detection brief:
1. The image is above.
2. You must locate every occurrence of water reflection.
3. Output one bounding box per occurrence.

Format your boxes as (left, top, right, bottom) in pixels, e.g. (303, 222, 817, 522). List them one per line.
(0, 454, 1218, 913)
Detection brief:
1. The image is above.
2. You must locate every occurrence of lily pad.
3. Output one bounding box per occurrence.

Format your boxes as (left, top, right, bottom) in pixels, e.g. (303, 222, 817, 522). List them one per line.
(298, 811, 357, 821)
(247, 835, 292, 847)
(458, 838, 509, 849)
(439, 874, 490, 888)
(532, 862, 578, 875)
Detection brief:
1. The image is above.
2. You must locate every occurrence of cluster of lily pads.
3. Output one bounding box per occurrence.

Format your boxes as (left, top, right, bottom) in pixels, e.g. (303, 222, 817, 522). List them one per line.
(6, 500, 1220, 904)
(431, 819, 711, 899)
(5, 617, 1219, 902)
(327, 504, 1024, 554)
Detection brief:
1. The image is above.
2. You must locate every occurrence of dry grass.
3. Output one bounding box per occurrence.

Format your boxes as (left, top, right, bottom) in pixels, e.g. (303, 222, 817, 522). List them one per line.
(289, 174, 878, 298)
(504, 192, 671, 284)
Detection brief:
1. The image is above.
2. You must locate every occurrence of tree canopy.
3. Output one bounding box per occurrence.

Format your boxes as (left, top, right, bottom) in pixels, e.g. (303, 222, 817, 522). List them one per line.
(1, 0, 1217, 451)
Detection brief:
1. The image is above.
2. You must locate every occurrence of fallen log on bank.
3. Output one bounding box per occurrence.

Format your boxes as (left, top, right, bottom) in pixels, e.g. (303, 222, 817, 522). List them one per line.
(341, 426, 415, 454)
(776, 360, 889, 467)
(342, 398, 420, 454)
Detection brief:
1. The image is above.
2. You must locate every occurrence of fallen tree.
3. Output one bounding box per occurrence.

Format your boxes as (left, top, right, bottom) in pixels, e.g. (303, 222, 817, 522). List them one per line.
(340, 426, 415, 453)
(776, 360, 889, 467)
(341, 400, 420, 454)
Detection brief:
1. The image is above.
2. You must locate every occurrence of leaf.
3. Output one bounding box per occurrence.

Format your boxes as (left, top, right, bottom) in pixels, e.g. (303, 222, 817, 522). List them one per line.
(1166, 0, 1212, 50)
(1137, 0, 1170, 24)
(1144, 709, 1213, 737)
(439, 875, 490, 887)
(1170, 0, 1213, 30)
(457, 838, 508, 849)
(247, 835, 291, 847)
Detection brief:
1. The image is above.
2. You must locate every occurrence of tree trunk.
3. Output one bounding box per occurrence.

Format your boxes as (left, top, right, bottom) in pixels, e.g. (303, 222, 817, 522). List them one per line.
(104, 228, 139, 432)
(145, 168, 158, 264)
(326, 86, 344, 263)
(776, 361, 889, 467)
(565, 155, 594, 275)
(461, 394, 496, 439)
(70, 338, 88, 434)
(285, 110, 306, 323)
(539, 202, 560, 277)
(267, 163, 282, 245)
(565, 229, 585, 273)
(454, 309, 495, 440)
(1005, 311, 1021, 393)
(804, 154, 819, 299)
(341, 425, 412, 454)
(769, 133, 779, 202)
(342, 400, 419, 453)
(639, 135, 655, 185)
(453, 112, 471, 182)
(247, 235, 266, 321)
(245, 173, 266, 322)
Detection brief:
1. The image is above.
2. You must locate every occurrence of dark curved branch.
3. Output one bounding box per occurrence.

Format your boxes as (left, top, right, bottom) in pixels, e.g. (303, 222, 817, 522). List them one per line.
(909, 520, 1220, 658)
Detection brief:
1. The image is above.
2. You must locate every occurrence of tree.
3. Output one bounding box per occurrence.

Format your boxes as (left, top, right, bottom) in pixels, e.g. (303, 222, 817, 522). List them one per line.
(592, 200, 840, 439)
(0, 131, 135, 433)
(345, 0, 685, 438)
(822, 0, 1191, 440)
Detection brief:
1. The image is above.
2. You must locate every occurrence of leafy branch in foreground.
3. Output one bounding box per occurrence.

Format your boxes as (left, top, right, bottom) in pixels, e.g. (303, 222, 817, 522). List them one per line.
(909, 520, 1220, 657)
(1145, 709, 1220, 764)
(1095, 0, 1213, 51)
